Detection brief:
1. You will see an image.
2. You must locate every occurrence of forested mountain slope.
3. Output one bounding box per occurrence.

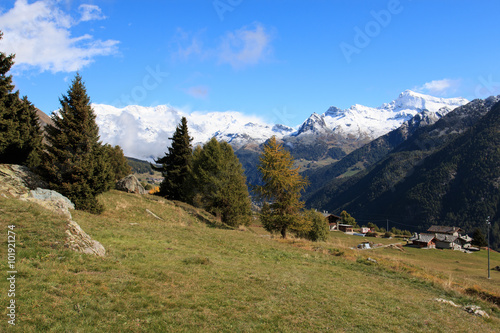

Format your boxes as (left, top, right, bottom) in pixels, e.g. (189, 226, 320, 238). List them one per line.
(306, 97, 500, 249)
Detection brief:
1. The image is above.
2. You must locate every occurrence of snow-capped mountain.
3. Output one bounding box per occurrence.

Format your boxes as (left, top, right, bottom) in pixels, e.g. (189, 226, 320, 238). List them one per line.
(294, 90, 469, 139)
(92, 90, 468, 161)
(93, 104, 294, 160)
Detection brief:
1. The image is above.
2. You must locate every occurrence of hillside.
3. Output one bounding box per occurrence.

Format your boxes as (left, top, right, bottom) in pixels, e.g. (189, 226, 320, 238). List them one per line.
(306, 98, 500, 249)
(303, 96, 500, 201)
(1, 190, 500, 331)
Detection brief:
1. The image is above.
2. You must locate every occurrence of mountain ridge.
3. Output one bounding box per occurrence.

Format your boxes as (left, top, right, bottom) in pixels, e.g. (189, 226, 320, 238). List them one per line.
(305, 96, 500, 249)
(91, 90, 468, 161)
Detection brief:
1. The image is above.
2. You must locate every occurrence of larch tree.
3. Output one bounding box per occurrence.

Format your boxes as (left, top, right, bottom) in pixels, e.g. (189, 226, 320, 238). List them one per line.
(40, 73, 114, 213)
(191, 137, 252, 227)
(152, 117, 193, 201)
(256, 136, 309, 238)
(0, 31, 42, 167)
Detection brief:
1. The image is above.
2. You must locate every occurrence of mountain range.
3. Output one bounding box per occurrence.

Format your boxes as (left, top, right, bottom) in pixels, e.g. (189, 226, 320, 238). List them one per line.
(92, 90, 468, 162)
(305, 96, 500, 249)
(42, 88, 500, 249)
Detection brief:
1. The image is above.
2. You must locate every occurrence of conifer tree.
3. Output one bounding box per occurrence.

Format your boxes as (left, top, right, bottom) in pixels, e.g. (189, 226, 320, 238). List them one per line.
(103, 144, 131, 181)
(471, 228, 487, 247)
(0, 32, 42, 167)
(152, 117, 193, 201)
(192, 137, 252, 226)
(256, 136, 309, 238)
(40, 74, 113, 213)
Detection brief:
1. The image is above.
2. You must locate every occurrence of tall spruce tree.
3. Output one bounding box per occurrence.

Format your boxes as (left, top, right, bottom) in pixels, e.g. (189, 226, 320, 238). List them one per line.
(40, 74, 113, 213)
(0, 32, 42, 167)
(191, 137, 252, 227)
(152, 117, 193, 201)
(256, 136, 309, 238)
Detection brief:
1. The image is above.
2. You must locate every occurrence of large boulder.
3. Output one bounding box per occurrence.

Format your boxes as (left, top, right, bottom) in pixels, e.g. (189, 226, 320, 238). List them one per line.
(28, 188, 75, 219)
(0, 164, 47, 198)
(116, 174, 146, 194)
(0, 164, 106, 257)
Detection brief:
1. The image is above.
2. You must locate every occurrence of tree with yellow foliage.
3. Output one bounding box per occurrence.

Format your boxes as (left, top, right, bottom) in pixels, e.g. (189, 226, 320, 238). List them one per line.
(256, 136, 309, 238)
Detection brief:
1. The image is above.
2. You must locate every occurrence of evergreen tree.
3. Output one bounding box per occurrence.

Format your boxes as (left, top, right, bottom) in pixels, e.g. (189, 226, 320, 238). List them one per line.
(40, 74, 113, 213)
(256, 136, 309, 238)
(103, 144, 131, 181)
(152, 117, 193, 201)
(191, 137, 252, 227)
(471, 228, 487, 247)
(0, 32, 42, 167)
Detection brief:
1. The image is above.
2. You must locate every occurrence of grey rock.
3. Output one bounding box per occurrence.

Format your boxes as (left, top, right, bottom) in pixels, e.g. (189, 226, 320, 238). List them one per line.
(116, 175, 146, 194)
(0, 164, 106, 257)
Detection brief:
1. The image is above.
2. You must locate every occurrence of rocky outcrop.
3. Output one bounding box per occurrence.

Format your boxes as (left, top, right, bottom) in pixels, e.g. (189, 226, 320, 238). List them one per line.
(0, 164, 47, 198)
(0, 164, 106, 257)
(116, 174, 146, 194)
(66, 220, 106, 256)
(27, 188, 75, 220)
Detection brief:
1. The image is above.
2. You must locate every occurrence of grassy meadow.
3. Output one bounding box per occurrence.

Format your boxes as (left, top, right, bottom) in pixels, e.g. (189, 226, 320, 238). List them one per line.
(1, 190, 500, 332)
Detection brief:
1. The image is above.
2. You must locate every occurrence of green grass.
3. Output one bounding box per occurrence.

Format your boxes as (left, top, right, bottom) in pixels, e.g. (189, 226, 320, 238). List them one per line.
(1, 191, 500, 332)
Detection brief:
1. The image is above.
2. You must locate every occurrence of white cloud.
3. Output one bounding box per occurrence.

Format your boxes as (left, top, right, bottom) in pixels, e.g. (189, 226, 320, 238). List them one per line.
(78, 4, 106, 22)
(414, 78, 462, 96)
(218, 23, 273, 69)
(172, 28, 204, 61)
(0, 0, 119, 73)
(172, 23, 273, 70)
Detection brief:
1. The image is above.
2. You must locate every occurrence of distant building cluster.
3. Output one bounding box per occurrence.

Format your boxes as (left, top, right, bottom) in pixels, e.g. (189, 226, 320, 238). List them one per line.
(409, 226, 475, 251)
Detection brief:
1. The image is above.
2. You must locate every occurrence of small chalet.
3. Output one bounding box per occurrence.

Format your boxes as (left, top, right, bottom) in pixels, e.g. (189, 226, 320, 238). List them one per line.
(324, 214, 341, 231)
(360, 227, 372, 234)
(434, 234, 460, 250)
(410, 233, 436, 248)
(338, 224, 354, 233)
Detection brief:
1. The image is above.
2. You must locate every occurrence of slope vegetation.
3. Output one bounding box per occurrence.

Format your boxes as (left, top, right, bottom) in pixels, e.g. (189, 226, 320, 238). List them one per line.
(1, 190, 499, 332)
(306, 98, 500, 249)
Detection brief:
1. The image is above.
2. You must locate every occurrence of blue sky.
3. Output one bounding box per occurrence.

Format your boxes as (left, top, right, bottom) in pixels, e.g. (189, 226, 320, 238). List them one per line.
(1, 0, 500, 126)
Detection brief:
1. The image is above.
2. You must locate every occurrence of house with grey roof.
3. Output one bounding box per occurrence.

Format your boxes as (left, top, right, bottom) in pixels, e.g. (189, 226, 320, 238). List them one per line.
(410, 233, 436, 248)
(409, 225, 473, 250)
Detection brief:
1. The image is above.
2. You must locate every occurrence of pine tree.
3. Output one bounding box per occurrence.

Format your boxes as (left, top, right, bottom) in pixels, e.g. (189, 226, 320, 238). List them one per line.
(256, 136, 309, 238)
(191, 137, 252, 227)
(40, 74, 113, 213)
(471, 228, 487, 247)
(103, 144, 131, 181)
(0, 32, 42, 167)
(152, 117, 193, 201)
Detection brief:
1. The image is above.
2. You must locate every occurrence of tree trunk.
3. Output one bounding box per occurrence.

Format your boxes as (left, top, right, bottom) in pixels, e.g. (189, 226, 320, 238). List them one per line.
(281, 226, 287, 239)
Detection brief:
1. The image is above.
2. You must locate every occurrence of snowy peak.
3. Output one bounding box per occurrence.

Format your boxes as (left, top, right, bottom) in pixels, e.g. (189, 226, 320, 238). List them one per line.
(294, 113, 328, 135)
(294, 90, 469, 140)
(384, 90, 469, 113)
(92, 90, 469, 161)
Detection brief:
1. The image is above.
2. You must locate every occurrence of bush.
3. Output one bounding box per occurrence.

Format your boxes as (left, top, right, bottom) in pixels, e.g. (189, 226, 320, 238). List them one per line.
(383, 232, 392, 238)
(303, 209, 329, 242)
